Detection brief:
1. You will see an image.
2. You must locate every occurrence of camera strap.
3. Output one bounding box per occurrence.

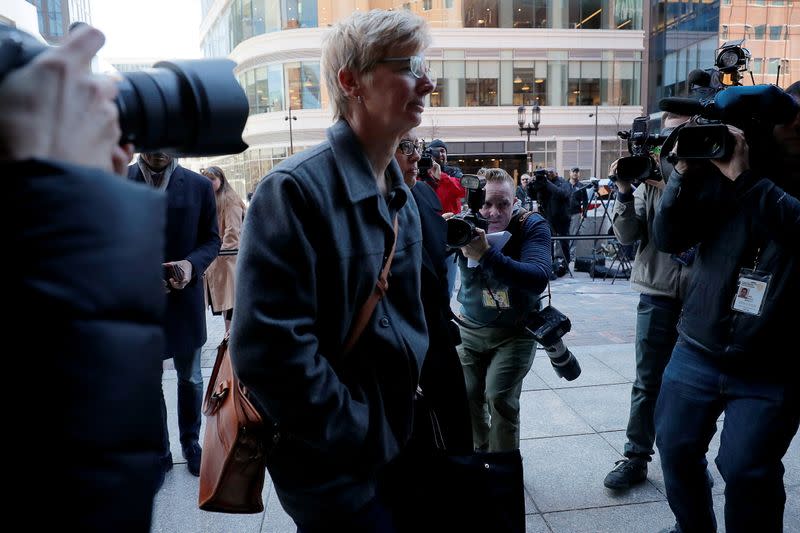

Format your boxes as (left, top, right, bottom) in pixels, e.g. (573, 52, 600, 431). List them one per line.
(342, 214, 399, 354)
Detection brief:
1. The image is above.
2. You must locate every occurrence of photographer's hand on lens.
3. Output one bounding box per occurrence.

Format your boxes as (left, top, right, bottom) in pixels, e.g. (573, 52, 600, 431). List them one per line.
(0, 25, 130, 175)
(460, 227, 490, 261)
(710, 125, 750, 181)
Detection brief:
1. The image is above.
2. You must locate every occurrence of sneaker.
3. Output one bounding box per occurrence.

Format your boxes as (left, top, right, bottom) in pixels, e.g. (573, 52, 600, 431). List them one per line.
(183, 443, 202, 477)
(603, 457, 647, 490)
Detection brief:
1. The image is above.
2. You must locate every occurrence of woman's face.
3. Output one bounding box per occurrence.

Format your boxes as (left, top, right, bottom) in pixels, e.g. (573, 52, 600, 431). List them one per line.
(204, 171, 221, 192)
(359, 46, 435, 136)
(394, 135, 421, 188)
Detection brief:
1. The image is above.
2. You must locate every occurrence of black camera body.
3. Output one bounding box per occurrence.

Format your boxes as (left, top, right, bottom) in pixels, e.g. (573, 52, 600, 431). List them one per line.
(614, 116, 666, 185)
(418, 147, 434, 180)
(0, 24, 249, 157)
(446, 174, 488, 249)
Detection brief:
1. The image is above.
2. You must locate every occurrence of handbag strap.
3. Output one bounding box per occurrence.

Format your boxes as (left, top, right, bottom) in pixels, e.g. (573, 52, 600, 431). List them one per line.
(342, 214, 400, 355)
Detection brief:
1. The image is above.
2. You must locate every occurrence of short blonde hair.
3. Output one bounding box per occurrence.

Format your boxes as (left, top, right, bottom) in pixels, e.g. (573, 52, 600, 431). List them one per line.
(481, 168, 515, 190)
(322, 9, 431, 121)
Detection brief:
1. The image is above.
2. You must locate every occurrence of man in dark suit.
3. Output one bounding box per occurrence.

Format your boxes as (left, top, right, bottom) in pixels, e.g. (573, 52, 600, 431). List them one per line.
(128, 153, 221, 482)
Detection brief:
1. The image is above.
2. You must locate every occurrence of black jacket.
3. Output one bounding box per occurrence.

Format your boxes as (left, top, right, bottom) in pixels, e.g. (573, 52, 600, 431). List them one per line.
(529, 176, 572, 225)
(410, 182, 472, 452)
(653, 168, 800, 376)
(128, 164, 220, 356)
(12, 159, 165, 531)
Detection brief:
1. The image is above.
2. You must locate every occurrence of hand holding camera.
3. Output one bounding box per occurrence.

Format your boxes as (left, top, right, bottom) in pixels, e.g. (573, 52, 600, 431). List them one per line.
(0, 25, 132, 174)
(460, 227, 490, 261)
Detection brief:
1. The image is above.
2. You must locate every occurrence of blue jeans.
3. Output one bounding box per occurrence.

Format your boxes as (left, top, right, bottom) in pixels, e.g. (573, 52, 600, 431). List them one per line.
(624, 294, 680, 460)
(655, 340, 799, 533)
(160, 346, 204, 454)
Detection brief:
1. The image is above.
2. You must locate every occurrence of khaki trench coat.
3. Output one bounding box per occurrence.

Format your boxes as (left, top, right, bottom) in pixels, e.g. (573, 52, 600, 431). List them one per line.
(204, 188, 246, 313)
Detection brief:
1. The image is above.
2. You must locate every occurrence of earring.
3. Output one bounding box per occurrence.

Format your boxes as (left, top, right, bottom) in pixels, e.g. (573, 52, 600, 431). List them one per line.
(356, 95, 363, 104)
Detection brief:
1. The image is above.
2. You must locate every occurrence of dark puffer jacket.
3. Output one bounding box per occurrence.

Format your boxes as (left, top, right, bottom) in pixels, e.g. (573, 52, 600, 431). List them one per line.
(12, 159, 166, 532)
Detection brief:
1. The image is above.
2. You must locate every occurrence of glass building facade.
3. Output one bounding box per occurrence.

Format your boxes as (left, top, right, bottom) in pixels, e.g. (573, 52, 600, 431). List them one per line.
(200, 0, 647, 195)
(202, 0, 642, 57)
(647, 0, 721, 112)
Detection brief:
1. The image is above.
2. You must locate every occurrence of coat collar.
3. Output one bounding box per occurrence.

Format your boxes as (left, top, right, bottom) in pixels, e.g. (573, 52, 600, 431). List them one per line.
(326, 119, 407, 207)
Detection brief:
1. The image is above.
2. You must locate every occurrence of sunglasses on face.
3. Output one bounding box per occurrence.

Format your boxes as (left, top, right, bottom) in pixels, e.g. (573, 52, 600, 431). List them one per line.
(397, 139, 418, 156)
(379, 55, 437, 87)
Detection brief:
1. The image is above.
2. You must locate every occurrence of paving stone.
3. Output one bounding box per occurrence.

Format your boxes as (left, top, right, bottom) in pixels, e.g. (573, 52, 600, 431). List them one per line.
(554, 383, 632, 433)
(542, 500, 676, 533)
(520, 433, 665, 513)
(520, 389, 594, 439)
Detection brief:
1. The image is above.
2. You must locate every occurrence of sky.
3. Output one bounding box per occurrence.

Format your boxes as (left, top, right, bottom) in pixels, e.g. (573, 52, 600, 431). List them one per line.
(90, 0, 202, 60)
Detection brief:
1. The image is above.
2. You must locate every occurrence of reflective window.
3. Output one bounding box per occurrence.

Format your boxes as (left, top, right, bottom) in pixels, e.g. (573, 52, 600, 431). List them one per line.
(283, 0, 318, 29)
(568, 61, 601, 105)
(766, 58, 780, 75)
(569, 0, 606, 29)
(465, 61, 500, 106)
(285, 62, 321, 110)
(529, 140, 556, 170)
(464, 0, 499, 27)
(768, 25, 785, 40)
(512, 0, 549, 28)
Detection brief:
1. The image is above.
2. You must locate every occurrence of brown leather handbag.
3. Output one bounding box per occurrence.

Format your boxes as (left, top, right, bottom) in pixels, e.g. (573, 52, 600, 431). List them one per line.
(198, 215, 399, 514)
(199, 337, 267, 513)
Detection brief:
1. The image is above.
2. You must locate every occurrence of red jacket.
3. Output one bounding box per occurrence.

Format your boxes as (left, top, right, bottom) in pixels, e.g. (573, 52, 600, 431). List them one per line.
(428, 171, 465, 214)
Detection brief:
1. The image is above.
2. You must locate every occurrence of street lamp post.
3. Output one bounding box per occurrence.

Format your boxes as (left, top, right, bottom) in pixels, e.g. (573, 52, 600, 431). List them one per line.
(517, 100, 541, 174)
(589, 104, 598, 177)
(285, 105, 297, 155)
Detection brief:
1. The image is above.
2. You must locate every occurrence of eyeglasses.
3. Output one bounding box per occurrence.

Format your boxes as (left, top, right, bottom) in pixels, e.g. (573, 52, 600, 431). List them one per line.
(379, 55, 437, 87)
(397, 140, 418, 156)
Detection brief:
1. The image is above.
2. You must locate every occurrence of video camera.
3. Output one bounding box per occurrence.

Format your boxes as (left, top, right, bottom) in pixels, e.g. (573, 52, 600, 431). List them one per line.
(445, 174, 489, 249)
(658, 40, 798, 168)
(0, 24, 249, 157)
(613, 116, 667, 185)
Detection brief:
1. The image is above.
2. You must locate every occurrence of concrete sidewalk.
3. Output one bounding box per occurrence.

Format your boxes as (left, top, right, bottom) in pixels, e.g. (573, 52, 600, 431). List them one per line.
(151, 273, 799, 532)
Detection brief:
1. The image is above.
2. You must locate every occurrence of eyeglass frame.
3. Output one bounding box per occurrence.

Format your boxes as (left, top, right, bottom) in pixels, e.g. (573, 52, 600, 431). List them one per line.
(378, 55, 436, 85)
(396, 139, 419, 156)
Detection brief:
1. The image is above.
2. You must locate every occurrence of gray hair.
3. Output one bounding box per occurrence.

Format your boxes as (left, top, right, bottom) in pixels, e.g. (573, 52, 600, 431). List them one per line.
(322, 9, 431, 121)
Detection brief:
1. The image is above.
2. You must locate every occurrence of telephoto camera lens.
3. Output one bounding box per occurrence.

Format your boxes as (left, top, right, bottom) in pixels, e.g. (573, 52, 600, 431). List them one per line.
(544, 339, 581, 381)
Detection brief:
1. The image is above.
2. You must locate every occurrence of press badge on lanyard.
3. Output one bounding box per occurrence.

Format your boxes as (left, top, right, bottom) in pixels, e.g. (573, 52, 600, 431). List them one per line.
(731, 248, 771, 317)
(482, 288, 511, 309)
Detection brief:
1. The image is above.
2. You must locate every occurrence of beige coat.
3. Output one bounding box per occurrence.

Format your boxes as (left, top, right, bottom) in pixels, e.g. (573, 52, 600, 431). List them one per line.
(204, 188, 246, 312)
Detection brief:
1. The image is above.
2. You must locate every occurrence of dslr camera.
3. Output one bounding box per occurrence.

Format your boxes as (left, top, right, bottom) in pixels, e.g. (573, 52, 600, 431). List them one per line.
(613, 116, 667, 185)
(0, 24, 249, 157)
(418, 144, 435, 181)
(525, 306, 581, 381)
(445, 174, 489, 249)
(659, 40, 798, 168)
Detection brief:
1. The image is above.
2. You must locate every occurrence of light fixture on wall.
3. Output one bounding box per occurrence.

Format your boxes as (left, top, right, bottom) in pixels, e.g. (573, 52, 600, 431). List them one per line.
(514, 76, 522, 83)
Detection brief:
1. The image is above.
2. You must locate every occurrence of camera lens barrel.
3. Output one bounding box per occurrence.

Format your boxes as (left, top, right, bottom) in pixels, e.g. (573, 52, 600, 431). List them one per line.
(446, 217, 475, 249)
(116, 59, 249, 157)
